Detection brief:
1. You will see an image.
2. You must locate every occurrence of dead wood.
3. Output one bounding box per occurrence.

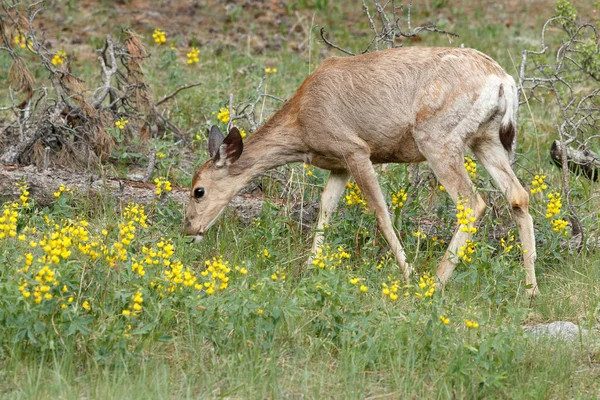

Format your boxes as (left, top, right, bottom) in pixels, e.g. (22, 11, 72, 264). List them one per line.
(0, 164, 264, 224)
(550, 140, 600, 182)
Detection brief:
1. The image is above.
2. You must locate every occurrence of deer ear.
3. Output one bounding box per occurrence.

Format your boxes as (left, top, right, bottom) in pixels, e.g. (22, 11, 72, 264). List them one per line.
(208, 125, 225, 159)
(213, 127, 244, 168)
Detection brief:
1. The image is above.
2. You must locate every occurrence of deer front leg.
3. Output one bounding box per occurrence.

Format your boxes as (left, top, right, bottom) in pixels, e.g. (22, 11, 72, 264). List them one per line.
(426, 155, 486, 286)
(346, 154, 413, 283)
(310, 170, 351, 258)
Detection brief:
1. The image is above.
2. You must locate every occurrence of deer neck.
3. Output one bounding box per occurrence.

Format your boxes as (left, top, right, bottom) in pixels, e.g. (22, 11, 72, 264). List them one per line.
(228, 122, 305, 188)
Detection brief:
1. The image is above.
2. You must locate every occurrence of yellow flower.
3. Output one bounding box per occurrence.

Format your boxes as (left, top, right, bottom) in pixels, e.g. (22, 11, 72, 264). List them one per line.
(391, 188, 407, 210)
(82, 300, 91, 310)
(439, 315, 450, 325)
(345, 182, 368, 210)
(152, 28, 166, 45)
(51, 50, 67, 66)
(458, 240, 477, 263)
(122, 309, 131, 316)
(545, 192, 562, 219)
(349, 277, 359, 285)
(464, 156, 477, 179)
(186, 47, 200, 64)
(439, 185, 446, 191)
(239, 267, 247, 275)
(115, 118, 129, 129)
(456, 198, 477, 234)
(154, 177, 173, 196)
(530, 174, 548, 194)
(156, 152, 165, 159)
(551, 218, 569, 234)
(359, 285, 368, 293)
(303, 163, 314, 176)
(464, 319, 479, 329)
(265, 67, 277, 74)
(217, 107, 230, 123)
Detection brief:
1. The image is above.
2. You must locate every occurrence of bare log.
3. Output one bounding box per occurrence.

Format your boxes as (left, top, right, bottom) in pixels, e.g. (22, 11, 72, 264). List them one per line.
(550, 140, 599, 182)
(0, 164, 264, 224)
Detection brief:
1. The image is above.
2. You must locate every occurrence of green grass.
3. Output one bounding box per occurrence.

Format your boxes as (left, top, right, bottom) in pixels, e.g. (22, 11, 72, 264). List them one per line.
(1, 1, 599, 399)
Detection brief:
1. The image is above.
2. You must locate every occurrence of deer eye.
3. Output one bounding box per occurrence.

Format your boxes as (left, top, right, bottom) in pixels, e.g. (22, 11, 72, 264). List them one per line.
(193, 187, 205, 199)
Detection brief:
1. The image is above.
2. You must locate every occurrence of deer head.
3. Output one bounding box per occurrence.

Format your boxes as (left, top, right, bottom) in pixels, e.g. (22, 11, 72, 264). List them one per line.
(184, 125, 243, 240)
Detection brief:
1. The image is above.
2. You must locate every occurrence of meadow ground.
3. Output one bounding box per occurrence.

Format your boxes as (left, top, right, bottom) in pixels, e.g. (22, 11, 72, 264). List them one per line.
(0, 0, 599, 398)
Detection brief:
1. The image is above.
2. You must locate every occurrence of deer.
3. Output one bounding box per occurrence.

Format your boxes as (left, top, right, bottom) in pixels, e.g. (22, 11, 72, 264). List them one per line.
(184, 46, 539, 297)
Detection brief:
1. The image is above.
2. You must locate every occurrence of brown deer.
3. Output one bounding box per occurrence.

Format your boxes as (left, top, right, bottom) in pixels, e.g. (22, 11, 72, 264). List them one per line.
(184, 46, 539, 296)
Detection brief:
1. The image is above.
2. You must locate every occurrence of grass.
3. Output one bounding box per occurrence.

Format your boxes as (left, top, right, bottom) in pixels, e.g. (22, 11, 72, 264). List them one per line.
(0, 1, 599, 399)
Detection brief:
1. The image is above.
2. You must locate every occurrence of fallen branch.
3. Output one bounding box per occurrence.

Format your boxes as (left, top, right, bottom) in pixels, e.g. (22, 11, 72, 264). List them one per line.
(155, 83, 202, 107)
(550, 140, 599, 182)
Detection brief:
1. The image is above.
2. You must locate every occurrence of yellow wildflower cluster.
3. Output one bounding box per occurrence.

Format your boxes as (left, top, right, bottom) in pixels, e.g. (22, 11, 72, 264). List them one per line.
(545, 192, 562, 219)
(200, 256, 233, 294)
(464, 156, 477, 179)
(456, 198, 477, 234)
(154, 177, 173, 195)
(31, 266, 59, 303)
(16, 182, 30, 207)
(458, 240, 476, 263)
(544, 192, 569, 234)
(414, 273, 436, 299)
(103, 203, 147, 267)
(270, 268, 287, 281)
(53, 184, 72, 198)
(500, 234, 516, 253)
(217, 107, 230, 123)
(186, 47, 200, 65)
(38, 219, 98, 264)
(51, 50, 67, 66)
(431, 236, 445, 246)
(156, 152, 165, 159)
(152, 28, 166, 45)
(132, 238, 175, 277)
(464, 319, 479, 329)
(439, 315, 450, 325)
(530, 174, 548, 194)
(391, 188, 407, 211)
(413, 230, 427, 239)
(14, 215, 101, 308)
(345, 182, 367, 210)
(13, 31, 31, 49)
(303, 164, 314, 176)
(310, 245, 351, 270)
(123, 291, 144, 316)
(258, 248, 271, 260)
(348, 276, 367, 292)
(315, 283, 332, 296)
(238, 128, 247, 138)
(381, 277, 401, 301)
(0, 182, 29, 239)
(115, 117, 129, 129)
(265, 67, 277, 74)
(551, 219, 569, 234)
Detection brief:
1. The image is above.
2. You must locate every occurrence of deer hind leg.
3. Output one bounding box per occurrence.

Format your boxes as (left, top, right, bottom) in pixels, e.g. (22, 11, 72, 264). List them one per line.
(346, 153, 413, 282)
(310, 169, 351, 258)
(426, 152, 487, 284)
(473, 142, 539, 297)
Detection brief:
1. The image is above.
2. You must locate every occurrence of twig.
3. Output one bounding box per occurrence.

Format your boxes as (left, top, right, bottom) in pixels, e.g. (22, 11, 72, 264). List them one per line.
(319, 27, 355, 56)
(155, 82, 202, 106)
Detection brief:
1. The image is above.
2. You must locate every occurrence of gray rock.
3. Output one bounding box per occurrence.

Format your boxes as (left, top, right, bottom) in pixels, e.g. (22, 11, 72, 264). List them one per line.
(523, 321, 587, 341)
